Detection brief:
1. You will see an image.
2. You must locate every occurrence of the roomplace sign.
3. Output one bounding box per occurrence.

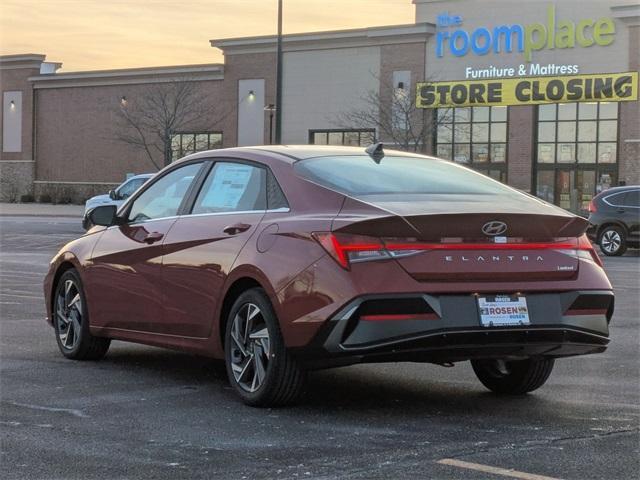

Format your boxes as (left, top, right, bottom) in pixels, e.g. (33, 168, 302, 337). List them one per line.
(436, 5, 616, 60)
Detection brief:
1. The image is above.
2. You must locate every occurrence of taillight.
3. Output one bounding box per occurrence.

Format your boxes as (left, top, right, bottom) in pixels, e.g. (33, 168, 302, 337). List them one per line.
(313, 233, 604, 269)
(311, 233, 388, 269)
(576, 233, 604, 267)
(588, 199, 597, 213)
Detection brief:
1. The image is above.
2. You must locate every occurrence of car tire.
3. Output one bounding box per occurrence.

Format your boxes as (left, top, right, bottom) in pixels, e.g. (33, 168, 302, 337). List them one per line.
(53, 269, 111, 360)
(598, 226, 627, 256)
(471, 358, 554, 395)
(224, 288, 306, 407)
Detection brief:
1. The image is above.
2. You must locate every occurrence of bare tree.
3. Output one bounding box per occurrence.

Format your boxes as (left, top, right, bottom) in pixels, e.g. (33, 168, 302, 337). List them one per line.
(336, 75, 451, 153)
(114, 80, 227, 169)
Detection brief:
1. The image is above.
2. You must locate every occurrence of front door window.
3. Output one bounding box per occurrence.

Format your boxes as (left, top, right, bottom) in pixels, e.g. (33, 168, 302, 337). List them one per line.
(127, 163, 202, 222)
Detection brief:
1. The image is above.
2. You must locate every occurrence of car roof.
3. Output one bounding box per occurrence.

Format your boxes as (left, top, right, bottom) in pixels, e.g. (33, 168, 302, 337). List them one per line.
(181, 145, 434, 163)
(246, 145, 431, 160)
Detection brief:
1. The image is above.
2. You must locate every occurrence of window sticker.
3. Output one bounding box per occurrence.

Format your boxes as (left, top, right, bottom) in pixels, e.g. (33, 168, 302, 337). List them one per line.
(202, 163, 254, 210)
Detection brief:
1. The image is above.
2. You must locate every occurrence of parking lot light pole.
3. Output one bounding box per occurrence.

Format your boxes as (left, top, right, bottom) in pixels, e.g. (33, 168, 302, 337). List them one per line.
(275, 0, 283, 144)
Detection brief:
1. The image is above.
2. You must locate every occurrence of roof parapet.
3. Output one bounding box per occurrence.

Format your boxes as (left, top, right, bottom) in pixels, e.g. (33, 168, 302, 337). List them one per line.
(28, 63, 224, 89)
(211, 23, 434, 55)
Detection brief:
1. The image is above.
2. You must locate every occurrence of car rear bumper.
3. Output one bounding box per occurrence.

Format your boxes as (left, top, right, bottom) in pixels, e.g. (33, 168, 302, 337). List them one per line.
(296, 290, 613, 368)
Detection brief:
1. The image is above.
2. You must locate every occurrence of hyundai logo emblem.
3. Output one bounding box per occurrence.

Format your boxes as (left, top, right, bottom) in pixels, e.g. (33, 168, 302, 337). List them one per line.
(482, 221, 508, 236)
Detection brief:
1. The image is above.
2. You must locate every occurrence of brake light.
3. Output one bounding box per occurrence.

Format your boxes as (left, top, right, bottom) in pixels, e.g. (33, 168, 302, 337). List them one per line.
(577, 233, 603, 267)
(588, 199, 597, 213)
(311, 233, 386, 269)
(312, 233, 604, 269)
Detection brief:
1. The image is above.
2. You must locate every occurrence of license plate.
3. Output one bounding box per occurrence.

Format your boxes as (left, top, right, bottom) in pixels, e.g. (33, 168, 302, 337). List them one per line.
(478, 295, 530, 327)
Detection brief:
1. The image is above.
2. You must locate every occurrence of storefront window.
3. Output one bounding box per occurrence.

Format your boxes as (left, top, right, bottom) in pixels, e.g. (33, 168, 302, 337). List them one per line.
(435, 106, 508, 182)
(170, 132, 223, 161)
(309, 129, 376, 147)
(535, 102, 619, 214)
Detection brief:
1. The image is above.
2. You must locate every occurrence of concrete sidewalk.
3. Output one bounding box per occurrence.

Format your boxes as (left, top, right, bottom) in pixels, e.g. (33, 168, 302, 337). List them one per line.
(0, 202, 84, 217)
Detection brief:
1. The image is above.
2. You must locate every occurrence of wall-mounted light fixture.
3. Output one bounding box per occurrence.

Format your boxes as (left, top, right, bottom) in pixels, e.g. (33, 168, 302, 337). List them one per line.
(264, 104, 277, 144)
(397, 81, 405, 90)
(9, 100, 16, 111)
(120, 96, 128, 106)
(248, 90, 255, 100)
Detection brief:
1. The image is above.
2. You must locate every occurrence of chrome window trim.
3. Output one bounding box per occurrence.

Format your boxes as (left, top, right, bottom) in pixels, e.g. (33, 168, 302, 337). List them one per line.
(107, 207, 290, 229)
(266, 207, 290, 213)
(185, 207, 290, 218)
(187, 210, 267, 218)
(603, 190, 640, 209)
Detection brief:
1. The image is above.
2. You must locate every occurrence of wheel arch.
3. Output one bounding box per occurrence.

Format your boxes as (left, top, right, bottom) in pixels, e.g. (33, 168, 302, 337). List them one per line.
(597, 221, 628, 239)
(49, 255, 83, 314)
(218, 269, 280, 350)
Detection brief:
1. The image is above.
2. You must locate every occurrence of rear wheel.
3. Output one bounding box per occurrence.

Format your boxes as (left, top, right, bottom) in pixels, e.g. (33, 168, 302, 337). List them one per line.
(224, 288, 306, 407)
(471, 358, 554, 395)
(53, 269, 110, 360)
(598, 226, 627, 256)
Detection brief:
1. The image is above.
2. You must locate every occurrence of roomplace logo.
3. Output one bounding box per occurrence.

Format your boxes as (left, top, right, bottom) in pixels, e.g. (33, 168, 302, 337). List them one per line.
(435, 5, 616, 60)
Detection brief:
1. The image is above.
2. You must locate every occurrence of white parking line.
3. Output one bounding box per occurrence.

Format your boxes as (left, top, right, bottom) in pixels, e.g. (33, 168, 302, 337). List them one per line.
(0, 292, 43, 300)
(437, 459, 562, 480)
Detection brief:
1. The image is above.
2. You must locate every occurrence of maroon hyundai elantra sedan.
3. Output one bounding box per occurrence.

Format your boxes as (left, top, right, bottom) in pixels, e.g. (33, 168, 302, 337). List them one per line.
(44, 145, 613, 406)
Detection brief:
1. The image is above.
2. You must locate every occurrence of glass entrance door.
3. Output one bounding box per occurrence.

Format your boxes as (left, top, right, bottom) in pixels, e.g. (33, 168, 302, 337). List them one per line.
(577, 170, 596, 214)
(556, 170, 574, 211)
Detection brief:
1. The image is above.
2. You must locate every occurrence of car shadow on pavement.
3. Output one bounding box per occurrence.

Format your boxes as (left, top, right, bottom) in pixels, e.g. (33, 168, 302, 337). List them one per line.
(96, 345, 587, 423)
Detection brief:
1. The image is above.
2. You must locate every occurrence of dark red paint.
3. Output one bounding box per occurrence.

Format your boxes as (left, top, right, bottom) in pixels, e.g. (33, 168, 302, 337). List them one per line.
(44, 146, 613, 360)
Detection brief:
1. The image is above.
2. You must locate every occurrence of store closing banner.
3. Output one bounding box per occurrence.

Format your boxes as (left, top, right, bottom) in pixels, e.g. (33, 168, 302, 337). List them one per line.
(416, 72, 638, 108)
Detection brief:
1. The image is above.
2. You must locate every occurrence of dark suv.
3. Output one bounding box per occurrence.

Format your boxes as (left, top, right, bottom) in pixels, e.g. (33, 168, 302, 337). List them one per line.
(587, 186, 640, 256)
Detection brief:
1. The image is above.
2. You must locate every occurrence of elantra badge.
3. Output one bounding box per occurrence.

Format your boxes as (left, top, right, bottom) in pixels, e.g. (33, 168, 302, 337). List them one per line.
(482, 221, 508, 236)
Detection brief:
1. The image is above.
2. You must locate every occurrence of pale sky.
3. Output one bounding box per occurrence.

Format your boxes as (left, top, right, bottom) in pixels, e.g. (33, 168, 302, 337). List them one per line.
(0, 0, 415, 72)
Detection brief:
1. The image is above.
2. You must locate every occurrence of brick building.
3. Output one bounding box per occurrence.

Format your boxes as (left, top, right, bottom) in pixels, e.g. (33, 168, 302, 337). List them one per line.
(1, 0, 638, 214)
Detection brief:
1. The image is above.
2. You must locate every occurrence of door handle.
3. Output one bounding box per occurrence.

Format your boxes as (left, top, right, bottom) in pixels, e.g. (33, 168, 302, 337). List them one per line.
(223, 223, 251, 235)
(143, 231, 164, 244)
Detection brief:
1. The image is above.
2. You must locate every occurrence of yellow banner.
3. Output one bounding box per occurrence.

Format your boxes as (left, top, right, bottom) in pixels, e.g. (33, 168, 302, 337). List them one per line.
(416, 72, 638, 108)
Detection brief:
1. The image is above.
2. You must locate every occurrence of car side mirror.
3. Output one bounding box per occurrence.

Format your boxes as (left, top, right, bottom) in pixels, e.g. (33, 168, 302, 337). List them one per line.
(87, 205, 118, 227)
(109, 189, 118, 200)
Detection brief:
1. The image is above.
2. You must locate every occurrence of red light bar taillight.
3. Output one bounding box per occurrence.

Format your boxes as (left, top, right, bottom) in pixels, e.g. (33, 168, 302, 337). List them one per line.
(576, 233, 604, 267)
(588, 199, 597, 213)
(311, 233, 386, 269)
(312, 233, 604, 269)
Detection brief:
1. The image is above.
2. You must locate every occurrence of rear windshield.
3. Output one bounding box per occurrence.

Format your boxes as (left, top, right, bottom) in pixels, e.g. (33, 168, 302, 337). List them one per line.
(294, 155, 515, 196)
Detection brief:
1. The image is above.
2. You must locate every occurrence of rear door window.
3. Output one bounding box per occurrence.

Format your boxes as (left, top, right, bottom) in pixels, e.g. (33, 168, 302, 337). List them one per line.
(192, 162, 266, 214)
(604, 192, 626, 207)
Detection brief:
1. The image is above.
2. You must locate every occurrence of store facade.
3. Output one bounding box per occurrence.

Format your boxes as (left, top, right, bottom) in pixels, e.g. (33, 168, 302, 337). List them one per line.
(1, 0, 638, 213)
(414, 0, 639, 213)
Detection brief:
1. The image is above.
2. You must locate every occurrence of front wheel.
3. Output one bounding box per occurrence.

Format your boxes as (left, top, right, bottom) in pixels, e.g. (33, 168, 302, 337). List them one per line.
(53, 269, 110, 360)
(471, 358, 554, 395)
(598, 226, 627, 256)
(224, 288, 306, 407)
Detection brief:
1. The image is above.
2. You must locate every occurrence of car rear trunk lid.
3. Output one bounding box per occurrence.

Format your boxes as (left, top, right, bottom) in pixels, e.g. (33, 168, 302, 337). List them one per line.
(332, 194, 589, 282)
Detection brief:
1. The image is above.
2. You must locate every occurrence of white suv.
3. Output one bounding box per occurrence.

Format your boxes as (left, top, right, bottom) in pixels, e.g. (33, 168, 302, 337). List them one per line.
(83, 174, 153, 228)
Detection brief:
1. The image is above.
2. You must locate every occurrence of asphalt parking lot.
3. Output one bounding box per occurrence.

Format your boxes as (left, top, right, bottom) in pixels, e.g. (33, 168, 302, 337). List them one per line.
(1, 215, 638, 480)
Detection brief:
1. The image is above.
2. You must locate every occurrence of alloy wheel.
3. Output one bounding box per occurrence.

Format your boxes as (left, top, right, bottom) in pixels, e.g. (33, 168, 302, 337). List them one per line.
(601, 230, 621, 254)
(55, 279, 83, 350)
(229, 303, 271, 393)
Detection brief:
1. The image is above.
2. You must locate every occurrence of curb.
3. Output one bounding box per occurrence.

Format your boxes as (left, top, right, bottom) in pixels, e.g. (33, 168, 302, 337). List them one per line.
(0, 213, 82, 218)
